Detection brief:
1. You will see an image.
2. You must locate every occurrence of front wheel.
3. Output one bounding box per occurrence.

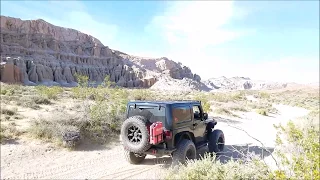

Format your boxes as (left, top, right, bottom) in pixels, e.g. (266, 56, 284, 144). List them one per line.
(208, 129, 225, 155)
(124, 149, 146, 164)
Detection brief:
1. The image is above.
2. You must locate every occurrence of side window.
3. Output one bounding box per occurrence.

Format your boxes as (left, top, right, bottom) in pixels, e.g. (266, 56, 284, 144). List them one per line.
(172, 106, 192, 122)
(193, 105, 201, 119)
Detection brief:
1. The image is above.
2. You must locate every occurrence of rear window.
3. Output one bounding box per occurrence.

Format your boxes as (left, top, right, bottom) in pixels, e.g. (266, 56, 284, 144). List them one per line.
(128, 105, 166, 123)
(172, 106, 192, 122)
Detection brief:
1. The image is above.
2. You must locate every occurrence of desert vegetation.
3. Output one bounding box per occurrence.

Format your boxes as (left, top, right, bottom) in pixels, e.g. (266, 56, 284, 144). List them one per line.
(165, 89, 319, 180)
(0, 75, 319, 179)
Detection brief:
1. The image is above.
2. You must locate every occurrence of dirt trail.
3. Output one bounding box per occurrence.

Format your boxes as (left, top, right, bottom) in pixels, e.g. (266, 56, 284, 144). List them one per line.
(1, 103, 309, 179)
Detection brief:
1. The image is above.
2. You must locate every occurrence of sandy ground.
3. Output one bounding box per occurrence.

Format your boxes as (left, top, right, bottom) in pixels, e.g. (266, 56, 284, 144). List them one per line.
(1, 98, 309, 179)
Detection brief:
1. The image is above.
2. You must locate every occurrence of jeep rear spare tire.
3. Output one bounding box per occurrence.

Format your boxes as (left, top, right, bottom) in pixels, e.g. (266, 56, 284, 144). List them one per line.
(120, 116, 151, 153)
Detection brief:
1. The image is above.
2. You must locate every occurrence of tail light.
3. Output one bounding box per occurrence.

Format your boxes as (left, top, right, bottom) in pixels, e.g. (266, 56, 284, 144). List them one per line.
(164, 130, 172, 140)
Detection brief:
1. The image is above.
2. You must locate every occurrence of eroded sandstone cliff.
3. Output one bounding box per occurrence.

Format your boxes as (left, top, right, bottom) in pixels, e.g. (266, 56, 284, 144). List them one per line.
(0, 16, 200, 87)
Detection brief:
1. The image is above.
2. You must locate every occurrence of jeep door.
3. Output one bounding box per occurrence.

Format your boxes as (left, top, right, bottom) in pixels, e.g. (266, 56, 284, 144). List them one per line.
(192, 105, 206, 144)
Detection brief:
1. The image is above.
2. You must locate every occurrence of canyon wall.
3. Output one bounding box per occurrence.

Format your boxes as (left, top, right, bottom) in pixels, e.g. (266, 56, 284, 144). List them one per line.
(0, 16, 200, 87)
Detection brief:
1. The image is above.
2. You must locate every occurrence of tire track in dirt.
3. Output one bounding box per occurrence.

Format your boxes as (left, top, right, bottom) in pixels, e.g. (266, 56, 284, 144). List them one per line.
(2, 145, 169, 180)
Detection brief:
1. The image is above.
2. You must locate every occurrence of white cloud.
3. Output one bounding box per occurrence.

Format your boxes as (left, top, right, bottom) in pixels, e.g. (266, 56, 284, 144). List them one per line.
(147, 1, 249, 49)
(145, 1, 319, 84)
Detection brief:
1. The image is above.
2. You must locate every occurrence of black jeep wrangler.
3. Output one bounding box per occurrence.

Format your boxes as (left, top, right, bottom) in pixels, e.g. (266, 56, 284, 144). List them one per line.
(120, 100, 225, 164)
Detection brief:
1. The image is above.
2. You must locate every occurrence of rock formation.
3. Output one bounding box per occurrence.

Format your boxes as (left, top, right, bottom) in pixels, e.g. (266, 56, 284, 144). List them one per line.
(203, 76, 287, 90)
(0, 16, 201, 87)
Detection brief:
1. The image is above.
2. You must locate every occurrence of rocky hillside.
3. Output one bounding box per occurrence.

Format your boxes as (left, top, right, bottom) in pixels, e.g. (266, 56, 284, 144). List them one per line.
(0, 15, 200, 87)
(203, 76, 288, 90)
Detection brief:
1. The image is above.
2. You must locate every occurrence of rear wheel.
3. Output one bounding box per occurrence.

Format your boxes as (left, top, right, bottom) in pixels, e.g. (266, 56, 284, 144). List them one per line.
(124, 149, 146, 164)
(172, 139, 196, 165)
(208, 129, 225, 155)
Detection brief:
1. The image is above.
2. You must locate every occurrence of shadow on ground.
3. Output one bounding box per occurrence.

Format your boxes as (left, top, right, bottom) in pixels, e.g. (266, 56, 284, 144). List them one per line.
(1, 139, 20, 145)
(217, 145, 274, 163)
(140, 144, 274, 168)
(73, 138, 120, 151)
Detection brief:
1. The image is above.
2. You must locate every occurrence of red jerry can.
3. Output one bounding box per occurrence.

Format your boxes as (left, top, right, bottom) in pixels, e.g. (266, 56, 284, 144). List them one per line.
(149, 122, 164, 145)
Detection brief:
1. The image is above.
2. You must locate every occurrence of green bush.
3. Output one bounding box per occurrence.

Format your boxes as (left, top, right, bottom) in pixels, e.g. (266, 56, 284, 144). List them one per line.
(35, 86, 63, 100)
(273, 115, 320, 179)
(165, 154, 272, 180)
(194, 94, 211, 112)
(74, 73, 89, 87)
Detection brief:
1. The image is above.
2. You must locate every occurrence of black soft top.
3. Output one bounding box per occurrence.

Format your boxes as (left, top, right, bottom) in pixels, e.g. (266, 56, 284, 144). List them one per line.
(128, 100, 201, 106)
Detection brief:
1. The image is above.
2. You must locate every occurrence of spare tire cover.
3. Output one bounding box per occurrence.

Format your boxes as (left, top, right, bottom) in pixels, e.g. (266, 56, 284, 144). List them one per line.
(120, 115, 151, 153)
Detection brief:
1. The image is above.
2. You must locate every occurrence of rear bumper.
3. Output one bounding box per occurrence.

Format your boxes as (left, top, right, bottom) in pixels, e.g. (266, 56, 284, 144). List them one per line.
(120, 135, 175, 157)
(144, 147, 176, 157)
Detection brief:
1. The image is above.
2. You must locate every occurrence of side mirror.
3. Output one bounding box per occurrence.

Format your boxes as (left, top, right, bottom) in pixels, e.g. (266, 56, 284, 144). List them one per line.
(203, 113, 208, 120)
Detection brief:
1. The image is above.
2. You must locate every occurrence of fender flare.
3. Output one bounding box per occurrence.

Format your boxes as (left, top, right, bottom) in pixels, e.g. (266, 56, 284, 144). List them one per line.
(206, 120, 217, 132)
(174, 132, 195, 147)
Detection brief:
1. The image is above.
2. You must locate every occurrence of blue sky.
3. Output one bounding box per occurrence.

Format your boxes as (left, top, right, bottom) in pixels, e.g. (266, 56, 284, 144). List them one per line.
(1, 0, 319, 83)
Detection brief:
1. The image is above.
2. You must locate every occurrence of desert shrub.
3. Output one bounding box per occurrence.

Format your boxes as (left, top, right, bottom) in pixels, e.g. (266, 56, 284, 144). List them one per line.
(35, 86, 63, 100)
(269, 89, 319, 110)
(130, 89, 154, 100)
(89, 100, 126, 133)
(29, 96, 128, 147)
(74, 73, 89, 87)
(99, 75, 115, 88)
(1, 89, 8, 95)
(273, 117, 320, 179)
(214, 107, 240, 118)
(16, 96, 47, 109)
(194, 94, 211, 112)
(1, 107, 17, 116)
(29, 114, 84, 147)
(208, 91, 247, 103)
(256, 109, 268, 116)
(32, 96, 51, 105)
(254, 92, 271, 99)
(0, 84, 31, 96)
(224, 103, 248, 112)
(0, 123, 21, 143)
(165, 153, 272, 180)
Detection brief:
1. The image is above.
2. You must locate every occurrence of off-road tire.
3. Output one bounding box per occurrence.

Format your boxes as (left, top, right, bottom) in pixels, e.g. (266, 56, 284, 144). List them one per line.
(120, 115, 151, 153)
(123, 149, 146, 164)
(172, 139, 196, 165)
(208, 129, 225, 155)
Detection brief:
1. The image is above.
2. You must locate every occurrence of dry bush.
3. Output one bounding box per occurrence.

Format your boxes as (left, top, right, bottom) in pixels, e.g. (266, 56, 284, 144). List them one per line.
(29, 112, 86, 147)
(269, 89, 319, 110)
(0, 122, 22, 143)
(214, 107, 240, 118)
(1, 107, 17, 116)
(256, 109, 268, 116)
(165, 153, 272, 180)
(16, 96, 53, 109)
